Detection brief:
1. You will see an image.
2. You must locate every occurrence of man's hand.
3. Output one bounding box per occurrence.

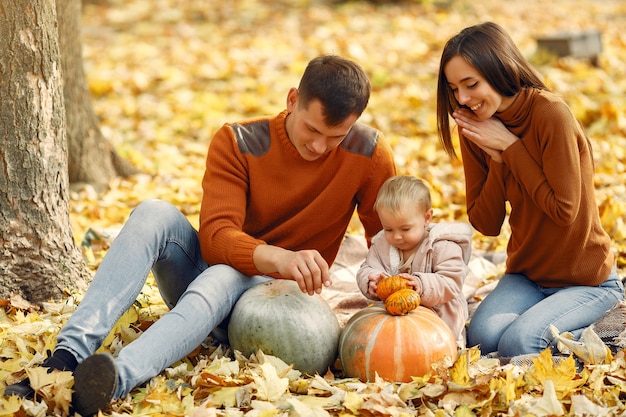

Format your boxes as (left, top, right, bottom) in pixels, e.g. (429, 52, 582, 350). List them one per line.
(253, 245, 331, 295)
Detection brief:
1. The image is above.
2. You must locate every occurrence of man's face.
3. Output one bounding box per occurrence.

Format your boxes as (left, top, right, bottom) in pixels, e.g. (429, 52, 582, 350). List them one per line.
(285, 88, 358, 161)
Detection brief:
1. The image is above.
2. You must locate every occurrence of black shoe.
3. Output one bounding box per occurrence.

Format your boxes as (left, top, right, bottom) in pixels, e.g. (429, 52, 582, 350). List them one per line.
(3, 349, 78, 399)
(3, 378, 34, 399)
(72, 353, 118, 417)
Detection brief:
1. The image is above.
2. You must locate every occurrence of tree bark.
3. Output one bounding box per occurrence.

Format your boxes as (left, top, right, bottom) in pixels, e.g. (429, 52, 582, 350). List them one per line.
(0, 0, 90, 303)
(57, 0, 137, 191)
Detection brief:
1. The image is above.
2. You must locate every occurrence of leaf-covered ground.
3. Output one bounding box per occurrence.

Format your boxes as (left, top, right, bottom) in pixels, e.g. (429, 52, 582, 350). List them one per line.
(3, 0, 626, 415)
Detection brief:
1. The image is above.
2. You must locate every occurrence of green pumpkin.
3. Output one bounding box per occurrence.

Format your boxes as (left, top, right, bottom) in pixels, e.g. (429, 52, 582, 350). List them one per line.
(228, 279, 341, 375)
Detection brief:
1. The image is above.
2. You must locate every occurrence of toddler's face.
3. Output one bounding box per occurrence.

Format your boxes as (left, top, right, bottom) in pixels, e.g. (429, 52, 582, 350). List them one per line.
(378, 206, 432, 252)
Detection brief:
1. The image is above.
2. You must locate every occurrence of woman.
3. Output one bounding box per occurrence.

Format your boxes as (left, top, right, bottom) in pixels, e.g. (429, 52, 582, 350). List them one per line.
(436, 21, 623, 357)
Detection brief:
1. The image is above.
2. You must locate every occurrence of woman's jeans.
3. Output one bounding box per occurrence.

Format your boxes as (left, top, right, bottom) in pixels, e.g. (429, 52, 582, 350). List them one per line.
(467, 271, 624, 357)
(55, 199, 271, 398)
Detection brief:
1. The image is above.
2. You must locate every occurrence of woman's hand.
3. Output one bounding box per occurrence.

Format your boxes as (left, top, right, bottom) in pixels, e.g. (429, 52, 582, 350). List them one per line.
(453, 108, 518, 163)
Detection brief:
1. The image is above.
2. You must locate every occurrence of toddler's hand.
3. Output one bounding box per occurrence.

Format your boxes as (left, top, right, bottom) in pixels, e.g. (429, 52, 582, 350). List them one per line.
(398, 273, 420, 293)
(368, 273, 387, 299)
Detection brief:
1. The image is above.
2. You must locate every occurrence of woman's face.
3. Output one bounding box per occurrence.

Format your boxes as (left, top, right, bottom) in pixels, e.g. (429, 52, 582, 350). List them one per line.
(444, 55, 515, 119)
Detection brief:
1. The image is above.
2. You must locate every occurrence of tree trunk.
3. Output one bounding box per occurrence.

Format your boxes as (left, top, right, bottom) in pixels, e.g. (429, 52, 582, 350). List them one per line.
(0, 0, 90, 303)
(57, 0, 137, 191)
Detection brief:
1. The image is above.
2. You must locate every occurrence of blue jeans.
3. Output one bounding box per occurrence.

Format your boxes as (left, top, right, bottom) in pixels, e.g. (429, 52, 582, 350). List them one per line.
(55, 199, 271, 398)
(467, 271, 624, 356)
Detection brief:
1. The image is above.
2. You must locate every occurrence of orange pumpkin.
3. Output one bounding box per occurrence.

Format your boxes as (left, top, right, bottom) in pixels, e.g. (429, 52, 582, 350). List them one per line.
(376, 275, 408, 301)
(384, 288, 420, 315)
(339, 305, 457, 382)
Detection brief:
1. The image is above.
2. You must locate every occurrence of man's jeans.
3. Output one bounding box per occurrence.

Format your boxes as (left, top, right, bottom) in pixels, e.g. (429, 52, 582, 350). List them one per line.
(55, 199, 271, 398)
(467, 270, 624, 357)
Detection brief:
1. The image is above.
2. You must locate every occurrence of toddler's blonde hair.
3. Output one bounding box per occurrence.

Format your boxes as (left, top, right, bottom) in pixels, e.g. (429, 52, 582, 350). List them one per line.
(374, 175, 432, 215)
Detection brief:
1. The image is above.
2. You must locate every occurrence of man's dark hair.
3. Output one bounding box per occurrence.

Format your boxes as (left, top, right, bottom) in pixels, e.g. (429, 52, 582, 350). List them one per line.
(297, 55, 371, 126)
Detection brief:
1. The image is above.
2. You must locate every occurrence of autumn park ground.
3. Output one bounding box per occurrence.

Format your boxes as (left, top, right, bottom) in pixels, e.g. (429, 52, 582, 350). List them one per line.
(3, 0, 626, 415)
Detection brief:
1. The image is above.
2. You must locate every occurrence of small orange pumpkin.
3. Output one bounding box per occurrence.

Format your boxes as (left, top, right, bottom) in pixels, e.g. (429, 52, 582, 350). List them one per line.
(339, 305, 457, 382)
(376, 275, 408, 301)
(384, 288, 421, 315)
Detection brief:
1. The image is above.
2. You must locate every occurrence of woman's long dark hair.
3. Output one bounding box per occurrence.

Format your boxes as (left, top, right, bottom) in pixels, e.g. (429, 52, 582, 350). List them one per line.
(436, 22, 547, 159)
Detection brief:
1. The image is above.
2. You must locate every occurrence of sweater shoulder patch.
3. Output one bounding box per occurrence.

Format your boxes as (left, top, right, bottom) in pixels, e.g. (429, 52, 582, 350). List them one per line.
(340, 123, 380, 158)
(231, 120, 271, 156)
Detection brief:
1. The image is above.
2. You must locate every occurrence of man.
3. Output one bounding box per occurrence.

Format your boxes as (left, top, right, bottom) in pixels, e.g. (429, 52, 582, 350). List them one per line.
(4, 55, 396, 416)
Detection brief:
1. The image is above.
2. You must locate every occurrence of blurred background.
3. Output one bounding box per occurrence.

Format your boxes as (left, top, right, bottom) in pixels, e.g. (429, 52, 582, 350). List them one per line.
(73, 0, 626, 265)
